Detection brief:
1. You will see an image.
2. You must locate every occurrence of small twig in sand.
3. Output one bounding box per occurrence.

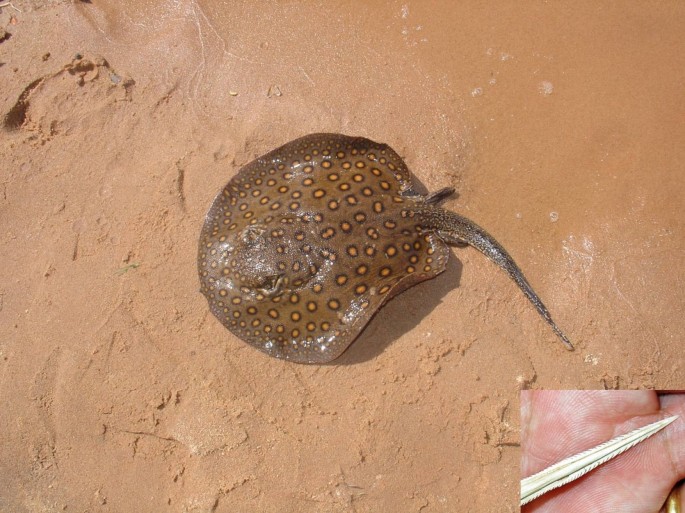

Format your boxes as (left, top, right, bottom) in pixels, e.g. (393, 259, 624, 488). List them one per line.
(115, 263, 140, 275)
(0, 2, 22, 13)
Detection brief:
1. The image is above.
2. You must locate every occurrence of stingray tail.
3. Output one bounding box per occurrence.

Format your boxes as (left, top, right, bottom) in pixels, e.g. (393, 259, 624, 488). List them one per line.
(413, 205, 574, 350)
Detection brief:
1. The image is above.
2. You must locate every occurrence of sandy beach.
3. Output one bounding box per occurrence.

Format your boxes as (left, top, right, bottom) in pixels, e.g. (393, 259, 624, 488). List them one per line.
(1, 1, 683, 511)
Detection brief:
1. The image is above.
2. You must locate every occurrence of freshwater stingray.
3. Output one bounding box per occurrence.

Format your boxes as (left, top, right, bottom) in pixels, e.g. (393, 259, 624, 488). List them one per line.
(198, 133, 572, 363)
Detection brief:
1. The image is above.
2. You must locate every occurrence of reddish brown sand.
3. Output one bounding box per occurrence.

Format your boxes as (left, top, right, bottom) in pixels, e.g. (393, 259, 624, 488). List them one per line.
(1, 1, 683, 511)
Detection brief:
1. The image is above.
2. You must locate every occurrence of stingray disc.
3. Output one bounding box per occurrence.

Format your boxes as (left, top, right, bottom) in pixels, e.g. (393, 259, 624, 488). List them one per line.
(198, 133, 450, 363)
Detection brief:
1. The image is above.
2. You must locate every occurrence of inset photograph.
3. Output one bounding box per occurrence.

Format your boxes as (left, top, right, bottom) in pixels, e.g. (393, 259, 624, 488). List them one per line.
(521, 390, 684, 512)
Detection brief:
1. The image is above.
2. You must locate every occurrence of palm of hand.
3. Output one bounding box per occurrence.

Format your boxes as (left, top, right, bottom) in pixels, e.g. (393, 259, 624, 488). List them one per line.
(521, 390, 684, 513)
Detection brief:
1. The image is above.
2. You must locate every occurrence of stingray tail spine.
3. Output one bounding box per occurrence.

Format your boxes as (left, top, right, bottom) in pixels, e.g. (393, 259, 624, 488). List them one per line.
(412, 205, 574, 350)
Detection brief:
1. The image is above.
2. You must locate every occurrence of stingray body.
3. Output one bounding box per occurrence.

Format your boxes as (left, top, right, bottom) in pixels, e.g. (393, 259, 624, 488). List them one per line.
(198, 133, 572, 363)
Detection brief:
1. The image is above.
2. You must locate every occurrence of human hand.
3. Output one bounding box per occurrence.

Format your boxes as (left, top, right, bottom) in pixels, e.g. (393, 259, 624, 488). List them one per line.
(521, 390, 685, 513)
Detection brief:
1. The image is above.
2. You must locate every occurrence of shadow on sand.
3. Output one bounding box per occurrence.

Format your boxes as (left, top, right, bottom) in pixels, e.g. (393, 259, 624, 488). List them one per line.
(333, 255, 463, 365)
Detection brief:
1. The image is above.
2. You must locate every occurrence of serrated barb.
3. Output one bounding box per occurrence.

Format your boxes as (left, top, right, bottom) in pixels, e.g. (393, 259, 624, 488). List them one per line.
(521, 415, 678, 507)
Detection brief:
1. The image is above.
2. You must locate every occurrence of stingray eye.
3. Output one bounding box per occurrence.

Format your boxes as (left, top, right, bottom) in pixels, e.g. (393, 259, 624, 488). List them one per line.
(257, 273, 284, 296)
(241, 225, 265, 245)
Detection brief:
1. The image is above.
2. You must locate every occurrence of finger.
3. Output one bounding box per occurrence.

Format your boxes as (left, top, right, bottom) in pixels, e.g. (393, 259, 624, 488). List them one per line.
(659, 397, 685, 478)
(659, 392, 685, 411)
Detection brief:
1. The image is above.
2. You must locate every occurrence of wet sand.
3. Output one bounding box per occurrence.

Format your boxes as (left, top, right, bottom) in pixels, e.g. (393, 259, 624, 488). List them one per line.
(1, 1, 683, 511)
